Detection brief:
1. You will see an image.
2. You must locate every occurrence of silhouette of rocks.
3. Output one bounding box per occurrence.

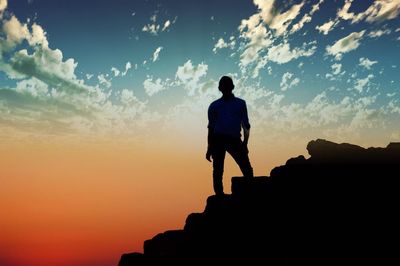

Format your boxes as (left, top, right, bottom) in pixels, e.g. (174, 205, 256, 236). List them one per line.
(119, 139, 400, 265)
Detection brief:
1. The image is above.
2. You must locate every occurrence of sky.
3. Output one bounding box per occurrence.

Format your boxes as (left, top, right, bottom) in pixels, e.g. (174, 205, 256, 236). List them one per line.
(1, 0, 400, 265)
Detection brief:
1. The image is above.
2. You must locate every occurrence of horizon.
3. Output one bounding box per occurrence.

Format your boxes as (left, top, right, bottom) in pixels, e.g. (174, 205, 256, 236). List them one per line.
(1, 0, 400, 265)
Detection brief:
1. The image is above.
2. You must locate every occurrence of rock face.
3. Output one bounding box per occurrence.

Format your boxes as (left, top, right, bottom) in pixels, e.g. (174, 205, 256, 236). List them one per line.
(119, 139, 400, 265)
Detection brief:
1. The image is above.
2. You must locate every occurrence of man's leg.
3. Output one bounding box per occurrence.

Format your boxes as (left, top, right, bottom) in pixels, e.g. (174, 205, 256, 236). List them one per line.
(212, 143, 226, 195)
(227, 139, 253, 178)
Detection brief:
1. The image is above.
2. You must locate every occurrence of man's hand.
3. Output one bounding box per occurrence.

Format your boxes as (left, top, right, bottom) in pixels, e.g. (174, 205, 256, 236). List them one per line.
(206, 149, 212, 162)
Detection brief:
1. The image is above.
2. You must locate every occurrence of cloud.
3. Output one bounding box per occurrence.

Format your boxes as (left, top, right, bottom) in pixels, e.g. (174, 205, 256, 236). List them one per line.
(290, 0, 324, 34)
(239, 20, 273, 66)
(111, 67, 120, 77)
(368, 29, 391, 38)
(175, 60, 208, 95)
(213, 37, 236, 54)
(267, 41, 317, 64)
(238, 0, 320, 78)
(338, 0, 400, 23)
(268, 2, 304, 36)
(354, 74, 374, 93)
(0, 0, 7, 16)
(326, 30, 365, 60)
(326, 63, 345, 80)
(142, 14, 177, 35)
(331, 63, 342, 75)
(252, 0, 305, 36)
(142, 24, 160, 35)
(2, 15, 30, 46)
(162, 20, 171, 31)
(280, 72, 299, 91)
(316, 19, 338, 35)
(359, 57, 378, 69)
(152, 46, 163, 62)
(98, 74, 111, 88)
(122, 61, 131, 76)
(143, 76, 166, 96)
(213, 38, 228, 53)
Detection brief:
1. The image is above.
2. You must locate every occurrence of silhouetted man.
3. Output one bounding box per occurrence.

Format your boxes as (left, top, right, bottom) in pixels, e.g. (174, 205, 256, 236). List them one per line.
(206, 76, 253, 195)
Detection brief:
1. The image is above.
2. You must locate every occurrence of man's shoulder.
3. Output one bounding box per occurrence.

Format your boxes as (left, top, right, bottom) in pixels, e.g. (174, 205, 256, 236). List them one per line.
(209, 98, 222, 108)
(234, 97, 246, 105)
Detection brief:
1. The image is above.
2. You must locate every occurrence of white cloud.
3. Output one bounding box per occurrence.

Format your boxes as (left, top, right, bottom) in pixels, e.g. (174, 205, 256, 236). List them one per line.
(0, 7, 158, 138)
(267, 41, 317, 64)
(368, 29, 391, 38)
(311, 0, 325, 14)
(213, 38, 228, 53)
(142, 24, 160, 35)
(213, 37, 235, 53)
(15, 77, 48, 97)
(111, 67, 120, 77)
(175, 60, 208, 95)
(98, 74, 111, 88)
(110, 62, 132, 77)
(2, 16, 30, 46)
(143, 76, 165, 96)
(280, 72, 300, 91)
(142, 15, 177, 35)
(239, 22, 272, 67)
(252, 0, 304, 36)
(326, 63, 345, 80)
(338, 0, 400, 23)
(290, 0, 324, 34)
(29, 23, 48, 47)
(122, 61, 131, 76)
(152, 46, 163, 62)
(331, 63, 342, 75)
(0, 0, 7, 16)
(290, 14, 312, 34)
(326, 30, 365, 60)
(354, 74, 374, 93)
(337, 0, 361, 22)
(359, 57, 378, 69)
(162, 20, 171, 31)
(268, 2, 304, 36)
(316, 19, 338, 35)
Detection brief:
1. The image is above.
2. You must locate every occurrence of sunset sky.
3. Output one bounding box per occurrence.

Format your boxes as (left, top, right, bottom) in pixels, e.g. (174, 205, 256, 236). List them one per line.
(1, 0, 400, 265)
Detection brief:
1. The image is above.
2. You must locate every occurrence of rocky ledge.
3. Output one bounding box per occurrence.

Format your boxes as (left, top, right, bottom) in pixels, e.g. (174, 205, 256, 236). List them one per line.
(119, 139, 400, 265)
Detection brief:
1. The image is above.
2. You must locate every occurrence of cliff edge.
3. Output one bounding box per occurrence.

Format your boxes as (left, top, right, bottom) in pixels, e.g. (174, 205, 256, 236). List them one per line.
(119, 139, 400, 265)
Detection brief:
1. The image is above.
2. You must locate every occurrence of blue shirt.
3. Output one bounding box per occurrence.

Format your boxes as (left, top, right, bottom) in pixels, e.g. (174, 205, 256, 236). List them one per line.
(208, 95, 250, 138)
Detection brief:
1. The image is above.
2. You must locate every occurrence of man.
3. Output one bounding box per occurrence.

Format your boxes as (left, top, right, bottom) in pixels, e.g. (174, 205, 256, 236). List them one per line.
(206, 76, 254, 195)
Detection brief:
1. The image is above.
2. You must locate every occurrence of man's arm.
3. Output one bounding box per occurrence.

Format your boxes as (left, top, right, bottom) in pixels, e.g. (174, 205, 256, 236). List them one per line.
(206, 105, 215, 162)
(243, 127, 250, 146)
(242, 101, 250, 153)
(206, 128, 214, 162)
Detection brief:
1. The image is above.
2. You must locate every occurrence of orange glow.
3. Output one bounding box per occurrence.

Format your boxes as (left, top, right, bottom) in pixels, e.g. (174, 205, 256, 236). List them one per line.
(0, 134, 302, 266)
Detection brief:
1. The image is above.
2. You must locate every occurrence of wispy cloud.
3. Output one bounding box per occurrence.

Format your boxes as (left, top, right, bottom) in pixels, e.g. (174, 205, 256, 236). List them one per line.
(142, 12, 177, 36)
(354, 74, 374, 93)
(175, 60, 208, 95)
(280, 72, 300, 91)
(368, 29, 391, 38)
(143, 76, 166, 96)
(359, 57, 378, 69)
(316, 19, 338, 35)
(326, 31, 365, 60)
(152, 46, 163, 62)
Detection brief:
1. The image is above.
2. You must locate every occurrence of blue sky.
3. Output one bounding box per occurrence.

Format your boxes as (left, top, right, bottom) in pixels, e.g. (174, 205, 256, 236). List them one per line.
(1, 0, 400, 145)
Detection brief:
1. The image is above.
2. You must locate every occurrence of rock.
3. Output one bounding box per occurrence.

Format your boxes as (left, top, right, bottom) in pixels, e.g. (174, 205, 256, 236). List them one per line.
(119, 139, 400, 265)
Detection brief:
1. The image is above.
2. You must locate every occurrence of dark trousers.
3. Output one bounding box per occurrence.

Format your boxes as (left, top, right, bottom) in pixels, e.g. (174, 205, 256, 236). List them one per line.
(211, 135, 253, 194)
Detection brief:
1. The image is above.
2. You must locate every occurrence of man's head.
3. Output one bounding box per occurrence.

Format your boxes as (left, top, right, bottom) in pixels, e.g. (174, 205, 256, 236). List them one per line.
(218, 76, 234, 95)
